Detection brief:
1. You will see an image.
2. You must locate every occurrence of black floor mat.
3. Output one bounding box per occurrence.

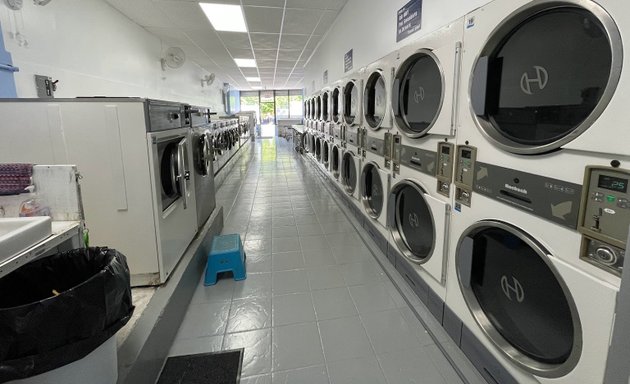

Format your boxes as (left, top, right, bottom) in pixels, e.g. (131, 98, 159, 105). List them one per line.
(157, 349, 243, 384)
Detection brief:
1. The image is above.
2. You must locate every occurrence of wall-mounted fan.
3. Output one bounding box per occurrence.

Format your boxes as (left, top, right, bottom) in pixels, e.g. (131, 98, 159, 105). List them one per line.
(161, 47, 186, 71)
(33, 0, 52, 5)
(201, 73, 215, 87)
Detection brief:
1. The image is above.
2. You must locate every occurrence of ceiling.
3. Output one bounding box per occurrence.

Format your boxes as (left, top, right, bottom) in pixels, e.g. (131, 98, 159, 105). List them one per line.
(104, 0, 348, 90)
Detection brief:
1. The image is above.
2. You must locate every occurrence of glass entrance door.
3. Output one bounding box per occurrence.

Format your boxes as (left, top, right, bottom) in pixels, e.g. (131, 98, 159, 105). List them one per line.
(260, 90, 276, 137)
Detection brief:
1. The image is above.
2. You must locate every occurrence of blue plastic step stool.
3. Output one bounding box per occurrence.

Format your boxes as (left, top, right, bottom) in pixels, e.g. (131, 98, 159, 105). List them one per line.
(204, 234, 247, 286)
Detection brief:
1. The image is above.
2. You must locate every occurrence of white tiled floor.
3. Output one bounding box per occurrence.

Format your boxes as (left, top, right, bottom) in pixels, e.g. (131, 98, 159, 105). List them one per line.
(168, 138, 463, 383)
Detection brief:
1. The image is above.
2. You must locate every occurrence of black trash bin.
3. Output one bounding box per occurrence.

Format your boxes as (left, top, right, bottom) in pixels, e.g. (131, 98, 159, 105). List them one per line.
(0, 247, 134, 383)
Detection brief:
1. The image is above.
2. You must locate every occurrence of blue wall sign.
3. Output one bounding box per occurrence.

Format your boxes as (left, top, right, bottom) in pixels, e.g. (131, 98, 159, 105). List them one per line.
(344, 49, 353, 73)
(396, 0, 422, 42)
(0, 21, 18, 98)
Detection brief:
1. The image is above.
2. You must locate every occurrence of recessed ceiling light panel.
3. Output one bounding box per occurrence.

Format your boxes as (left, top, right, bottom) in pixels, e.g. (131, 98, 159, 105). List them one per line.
(245, 77, 261, 82)
(199, 3, 247, 32)
(234, 58, 257, 67)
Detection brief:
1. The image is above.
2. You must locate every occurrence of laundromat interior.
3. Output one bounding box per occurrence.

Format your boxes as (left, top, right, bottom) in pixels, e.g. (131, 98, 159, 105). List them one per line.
(0, 0, 629, 383)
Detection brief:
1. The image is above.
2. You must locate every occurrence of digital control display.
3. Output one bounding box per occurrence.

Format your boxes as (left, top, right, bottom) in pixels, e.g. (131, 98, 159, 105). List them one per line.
(461, 150, 471, 159)
(598, 175, 628, 193)
(441, 146, 450, 154)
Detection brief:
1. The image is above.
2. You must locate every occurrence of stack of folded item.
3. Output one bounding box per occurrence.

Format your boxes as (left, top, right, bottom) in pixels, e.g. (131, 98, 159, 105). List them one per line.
(0, 163, 33, 195)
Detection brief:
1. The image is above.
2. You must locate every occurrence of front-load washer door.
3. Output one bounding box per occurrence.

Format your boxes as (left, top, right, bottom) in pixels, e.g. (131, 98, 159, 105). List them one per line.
(470, 5, 621, 154)
(388, 181, 449, 283)
(341, 151, 358, 196)
(364, 71, 388, 130)
(456, 221, 581, 377)
(360, 162, 389, 223)
(332, 87, 341, 124)
(344, 81, 361, 126)
(332, 145, 341, 179)
(393, 50, 446, 138)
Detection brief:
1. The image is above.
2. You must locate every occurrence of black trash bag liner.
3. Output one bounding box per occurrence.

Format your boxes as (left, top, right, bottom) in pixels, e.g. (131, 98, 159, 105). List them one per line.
(0, 247, 135, 383)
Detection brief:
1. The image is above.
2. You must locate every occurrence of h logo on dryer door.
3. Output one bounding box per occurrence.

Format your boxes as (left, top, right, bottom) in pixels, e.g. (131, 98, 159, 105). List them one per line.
(520, 66, 548, 95)
(500, 275, 525, 302)
(408, 212, 420, 228)
(413, 87, 425, 103)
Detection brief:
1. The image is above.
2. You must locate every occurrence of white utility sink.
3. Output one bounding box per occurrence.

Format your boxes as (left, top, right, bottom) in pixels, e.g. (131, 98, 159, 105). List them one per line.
(0, 217, 52, 263)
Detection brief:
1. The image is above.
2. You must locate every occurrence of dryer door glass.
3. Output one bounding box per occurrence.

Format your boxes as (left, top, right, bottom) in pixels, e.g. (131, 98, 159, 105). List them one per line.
(315, 138, 322, 160)
(362, 163, 384, 217)
(475, 8, 613, 148)
(158, 138, 182, 211)
(394, 184, 434, 260)
(466, 226, 574, 364)
(365, 72, 387, 129)
(322, 92, 329, 121)
(344, 82, 359, 124)
(332, 146, 340, 176)
(342, 152, 357, 193)
(323, 142, 329, 164)
(395, 54, 443, 136)
(332, 88, 340, 123)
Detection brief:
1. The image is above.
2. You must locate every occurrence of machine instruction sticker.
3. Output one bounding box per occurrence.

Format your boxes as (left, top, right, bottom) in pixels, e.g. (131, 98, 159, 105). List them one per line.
(397, 0, 422, 42)
(344, 49, 353, 73)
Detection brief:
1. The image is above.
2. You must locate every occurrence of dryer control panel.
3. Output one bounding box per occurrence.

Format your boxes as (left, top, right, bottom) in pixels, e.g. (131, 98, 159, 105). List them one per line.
(454, 145, 477, 207)
(578, 166, 630, 276)
(436, 142, 455, 197)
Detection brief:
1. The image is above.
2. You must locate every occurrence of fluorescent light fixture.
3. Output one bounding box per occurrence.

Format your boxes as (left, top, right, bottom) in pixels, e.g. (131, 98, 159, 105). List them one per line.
(252, 86, 262, 90)
(199, 3, 247, 32)
(234, 58, 257, 67)
(245, 77, 261, 82)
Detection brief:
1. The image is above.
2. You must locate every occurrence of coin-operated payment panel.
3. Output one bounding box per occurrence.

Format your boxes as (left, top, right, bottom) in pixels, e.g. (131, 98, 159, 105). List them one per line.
(578, 166, 630, 276)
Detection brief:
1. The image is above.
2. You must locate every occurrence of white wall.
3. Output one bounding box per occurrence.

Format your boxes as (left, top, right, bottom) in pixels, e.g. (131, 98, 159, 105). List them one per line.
(0, 0, 225, 111)
(304, 0, 490, 95)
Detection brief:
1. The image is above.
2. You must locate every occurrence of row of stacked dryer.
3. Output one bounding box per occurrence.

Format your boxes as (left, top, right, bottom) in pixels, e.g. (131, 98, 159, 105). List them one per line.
(303, 0, 630, 383)
(210, 117, 247, 176)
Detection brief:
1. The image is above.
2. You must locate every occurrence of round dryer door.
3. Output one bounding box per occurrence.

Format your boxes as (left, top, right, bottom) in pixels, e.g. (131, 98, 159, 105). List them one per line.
(322, 92, 329, 121)
(341, 151, 357, 193)
(393, 50, 444, 138)
(316, 96, 321, 120)
(470, 4, 621, 154)
(315, 137, 322, 160)
(332, 88, 341, 123)
(343, 81, 359, 125)
(322, 141, 329, 165)
(390, 181, 435, 262)
(194, 132, 212, 176)
(360, 162, 385, 218)
(456, 221, 581, 377)
(364, 71, 387, 129)
(332, 145, 340, 178)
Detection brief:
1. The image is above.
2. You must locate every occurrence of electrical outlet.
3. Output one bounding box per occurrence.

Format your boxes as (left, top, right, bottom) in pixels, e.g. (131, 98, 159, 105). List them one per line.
(35, 75, 55, 98)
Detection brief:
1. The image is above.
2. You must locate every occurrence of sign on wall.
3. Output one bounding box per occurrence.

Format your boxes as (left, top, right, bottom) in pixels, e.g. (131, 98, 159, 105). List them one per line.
(323, 70, 328, 84)
(344, 49, 353, 73)
(396, 0, 422, 42)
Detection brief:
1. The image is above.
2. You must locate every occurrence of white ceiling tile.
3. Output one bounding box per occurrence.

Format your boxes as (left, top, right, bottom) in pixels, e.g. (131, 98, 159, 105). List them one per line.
(314, 11, 337, 35)
(285, 0, 329, 10)
(244, 6, 284, 33)
(326, 0, 348, 10)
(259, 67, 276, 74)
(282, 8, 323, 34)
(227, 48, 255, 59)
(275, 68, 294, 75)
(250, 33, 280, 50)
(105, 0, 173, 27)
(241, 67, 260, 77)
(183, 28, 225, 52)
(277, 49, 302, 61)
(154, 1, 211, 29)
(257, 59, 277, 68)
(218, 32, 252, 50)
(276, 60, 297, 69)
(242, 0, 285, 6)
(279, 34, 310, 50)
(254, 49, 278, 60)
